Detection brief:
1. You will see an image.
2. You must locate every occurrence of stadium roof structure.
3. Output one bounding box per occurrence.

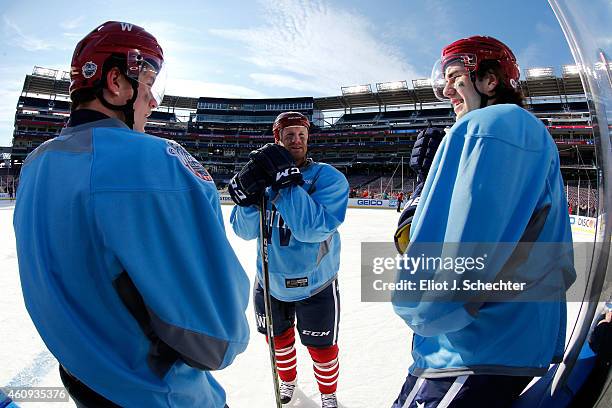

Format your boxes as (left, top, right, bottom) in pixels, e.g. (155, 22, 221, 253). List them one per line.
(21, 67, 70, 97)
(376, 81, 416, 106)
(521, 66, 585, 101)
(18, 65, 588, 112)
(313, 95, 347, 110)
(160, 95, 199, 110)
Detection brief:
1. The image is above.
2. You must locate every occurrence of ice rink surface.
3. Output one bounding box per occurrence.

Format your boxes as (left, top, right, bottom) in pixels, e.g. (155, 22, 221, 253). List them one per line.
(0, 201, 592, 407)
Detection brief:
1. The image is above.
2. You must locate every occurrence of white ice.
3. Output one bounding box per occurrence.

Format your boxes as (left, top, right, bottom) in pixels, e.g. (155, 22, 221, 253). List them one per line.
(0, 201, 593, 407)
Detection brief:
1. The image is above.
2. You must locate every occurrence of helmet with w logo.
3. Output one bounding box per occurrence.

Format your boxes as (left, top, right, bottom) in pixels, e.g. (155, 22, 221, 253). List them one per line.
(70, 21, 165, 104)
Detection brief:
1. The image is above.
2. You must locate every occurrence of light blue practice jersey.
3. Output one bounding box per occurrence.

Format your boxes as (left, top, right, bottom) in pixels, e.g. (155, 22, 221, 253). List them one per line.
(231, 160, 349, 301)
(393, 104, 576, 377)
(13, 118, 250, 407)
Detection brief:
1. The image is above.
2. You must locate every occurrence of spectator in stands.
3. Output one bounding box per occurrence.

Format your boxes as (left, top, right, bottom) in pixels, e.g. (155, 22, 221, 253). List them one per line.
(349, 188, 356, 198)
(13, 21, 249, 408)
(392, 36, 575, 408)
(383, 191, 389, 200)
(362, 189, 369, 198)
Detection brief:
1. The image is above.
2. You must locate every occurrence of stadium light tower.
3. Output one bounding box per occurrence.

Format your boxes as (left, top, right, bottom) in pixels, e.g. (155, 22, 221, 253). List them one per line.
(412, 78, 432, 89)
(525, 67, 555, 79)
(32, 66, 59, 79)
(341, 84, 372, 95)
(376, 81, 408, 92)
(562, 64, 581, 76)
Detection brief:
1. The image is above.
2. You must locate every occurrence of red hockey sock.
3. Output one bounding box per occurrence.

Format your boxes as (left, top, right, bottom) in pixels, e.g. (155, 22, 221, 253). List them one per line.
(267, 327, 297, 382)
(308, 344, 339, 394)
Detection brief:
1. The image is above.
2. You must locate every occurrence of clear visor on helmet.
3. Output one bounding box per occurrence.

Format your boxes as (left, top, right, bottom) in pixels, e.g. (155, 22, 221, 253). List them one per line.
(126, 51, 167, 105)
(430, 53, 477, 101)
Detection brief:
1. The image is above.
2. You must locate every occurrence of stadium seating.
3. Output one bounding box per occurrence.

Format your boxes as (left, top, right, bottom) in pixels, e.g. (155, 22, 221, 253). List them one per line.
(8, 66, 596, 207)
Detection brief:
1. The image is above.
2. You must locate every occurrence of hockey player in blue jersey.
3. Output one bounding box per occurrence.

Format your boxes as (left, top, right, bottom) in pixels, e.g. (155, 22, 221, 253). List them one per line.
(229, 112, 349, 408)
(391, 36, 576, 408)
(13, 21, 250, 408)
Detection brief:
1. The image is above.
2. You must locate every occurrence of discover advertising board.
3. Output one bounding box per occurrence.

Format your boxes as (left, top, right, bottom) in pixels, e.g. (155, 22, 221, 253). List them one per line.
(569, 215, 597, 235)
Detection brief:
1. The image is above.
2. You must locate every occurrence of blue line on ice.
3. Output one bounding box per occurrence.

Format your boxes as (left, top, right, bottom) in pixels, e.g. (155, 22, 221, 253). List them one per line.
(6, 350, 56, 387)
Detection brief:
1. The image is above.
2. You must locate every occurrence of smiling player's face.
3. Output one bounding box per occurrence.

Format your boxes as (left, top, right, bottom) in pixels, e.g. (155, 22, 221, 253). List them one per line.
(442, 62, 482, 120)
(279, 126, 309, 166)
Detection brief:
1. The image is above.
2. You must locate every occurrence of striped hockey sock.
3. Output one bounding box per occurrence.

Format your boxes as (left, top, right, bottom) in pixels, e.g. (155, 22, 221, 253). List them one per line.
(268, 327, 297, 382)
(308, 344, 339, 394)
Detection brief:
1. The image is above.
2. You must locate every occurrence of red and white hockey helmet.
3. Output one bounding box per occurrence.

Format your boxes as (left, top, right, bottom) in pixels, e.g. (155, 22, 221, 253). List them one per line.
(431, 35, 520, 101)
(273, 112, 310, 142)
(70, 21, 166, 104)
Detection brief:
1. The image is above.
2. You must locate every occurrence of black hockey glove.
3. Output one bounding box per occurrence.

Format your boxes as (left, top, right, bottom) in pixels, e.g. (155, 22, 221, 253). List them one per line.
(271, 166, 303, 191)
(228, 160, 268, 207)
(410, 126, 445, 183)
(249, 143, 304, 191)
(395, 127, 444, 253)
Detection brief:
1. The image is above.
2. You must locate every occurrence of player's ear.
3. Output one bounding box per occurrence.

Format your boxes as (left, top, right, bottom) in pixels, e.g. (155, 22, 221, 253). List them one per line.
(105, 67, 123, 96)
(480, 71, 499, 95)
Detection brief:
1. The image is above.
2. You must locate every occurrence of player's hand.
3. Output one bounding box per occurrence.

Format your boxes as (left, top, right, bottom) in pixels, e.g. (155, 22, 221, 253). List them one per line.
(249, 143, 303, 191)
(228, 160, 268, 207)
(410, 127, 445, 182)
(271, 166, 303, 191)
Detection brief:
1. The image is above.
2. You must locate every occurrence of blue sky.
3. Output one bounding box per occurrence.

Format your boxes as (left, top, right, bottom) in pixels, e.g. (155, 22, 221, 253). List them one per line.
(0, 0, 577, 146)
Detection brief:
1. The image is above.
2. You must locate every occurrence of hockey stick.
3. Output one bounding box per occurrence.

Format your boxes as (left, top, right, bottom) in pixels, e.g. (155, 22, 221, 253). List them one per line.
(259, 192, 282, 408)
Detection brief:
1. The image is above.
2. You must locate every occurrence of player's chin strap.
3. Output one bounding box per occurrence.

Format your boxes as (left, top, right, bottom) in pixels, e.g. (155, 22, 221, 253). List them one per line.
(96, 78, 139, 129)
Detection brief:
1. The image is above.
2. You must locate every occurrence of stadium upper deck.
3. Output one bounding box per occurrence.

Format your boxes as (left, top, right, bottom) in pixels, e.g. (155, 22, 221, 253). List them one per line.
(9, 65, 595, 196)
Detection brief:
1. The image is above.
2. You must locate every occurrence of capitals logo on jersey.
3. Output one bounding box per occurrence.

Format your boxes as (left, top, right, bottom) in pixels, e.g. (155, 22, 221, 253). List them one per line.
(166, 140, 214, 182)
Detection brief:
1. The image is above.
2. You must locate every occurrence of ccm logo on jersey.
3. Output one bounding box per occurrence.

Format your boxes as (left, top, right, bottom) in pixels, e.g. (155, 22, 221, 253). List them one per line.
(276, 167, 300, 181)
(301, 330, 331, 337)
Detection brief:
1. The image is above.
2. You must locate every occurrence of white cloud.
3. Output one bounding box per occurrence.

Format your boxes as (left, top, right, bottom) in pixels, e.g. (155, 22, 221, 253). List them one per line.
(2, 15, 53, 51)
(137, 20, 211, 55)
(62, 32, 84, 41)
(536, 22, 556, 35)
(517, 42, 544, 72)
(209, 0, 419, 95)
(249, 73, 315, 92)
(60, 16, 86, 30)
(166, 78, 266, 99)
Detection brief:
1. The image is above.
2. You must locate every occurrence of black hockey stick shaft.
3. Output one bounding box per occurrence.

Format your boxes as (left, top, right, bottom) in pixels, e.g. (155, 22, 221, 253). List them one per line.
(259, 193, 282, 408)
